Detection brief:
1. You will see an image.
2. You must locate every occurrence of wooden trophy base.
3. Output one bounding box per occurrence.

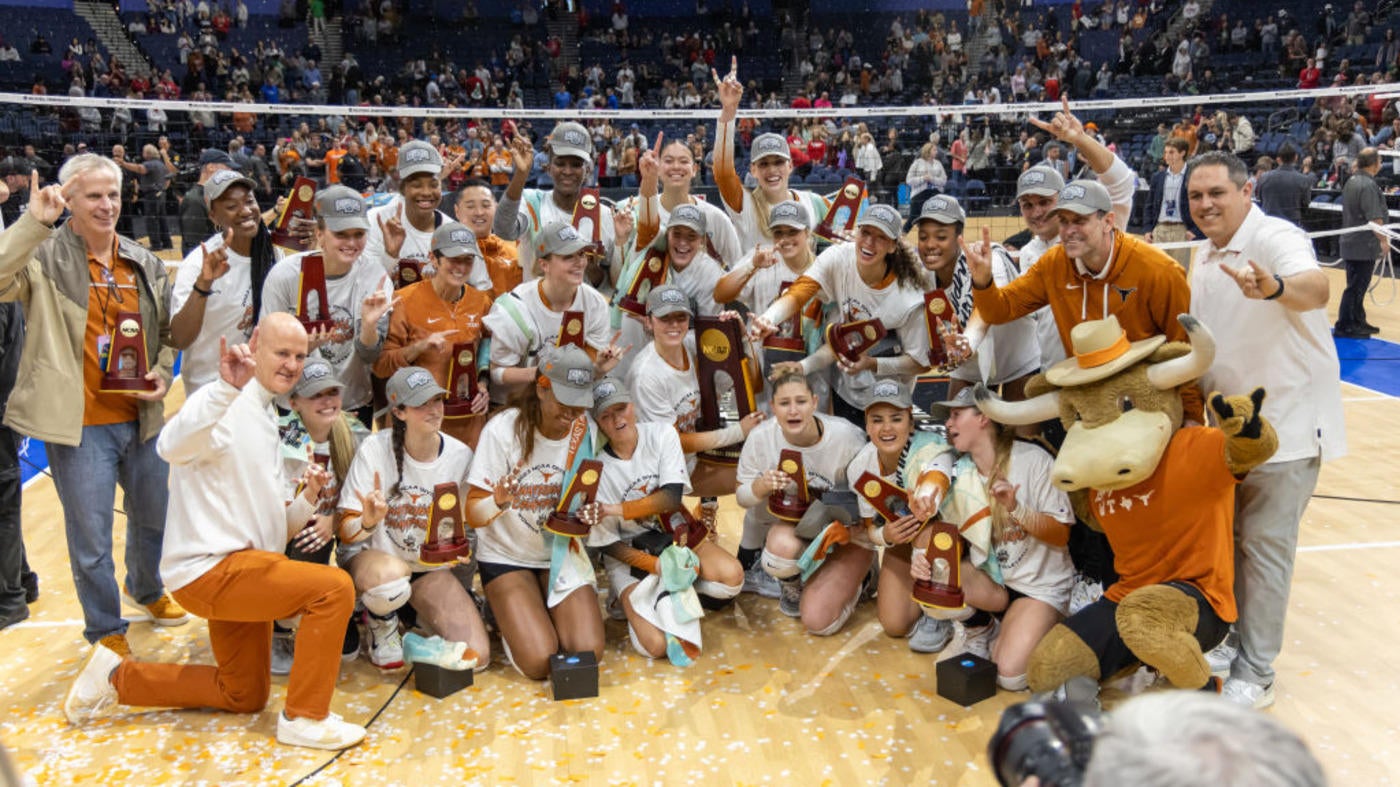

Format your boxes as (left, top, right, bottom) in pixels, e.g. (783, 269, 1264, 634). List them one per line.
(300, 318, 336, 334)
(767, 495, 811, 523)
(664, 508, 707, 549)
(544, 511, 591, 538)
(419, 540, 471, 566)
(442, 400, 478, 418)
(618, 295, 649, 318)
(100, 376, 157, 393)
(698, 445, 742, 466)
(912, 581, 965, 610)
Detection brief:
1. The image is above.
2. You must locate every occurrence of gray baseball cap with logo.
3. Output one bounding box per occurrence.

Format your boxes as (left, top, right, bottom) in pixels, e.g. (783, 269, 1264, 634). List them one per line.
(1054, 180, 1113, 216)
(917, 194, 967, 226)
(432, 221, 482, 259)
(857, 203, 903, 240)
(398, 140, 444, 179)
(666, 204, 707, 235)
(315, 185, 370, 232)
(867, 378, 913, 409)
(750, 132, 791, 163)
(590, 375, 632, 417)
(646, 283, 693, 318)
(1016, 166, 1066, 198)
(291, 358, 343, 399)
(203, 168, 257, 208)
(536, 221, 590, 257)
(768, 200, 809, 230)
(385, 366, 448, 409)
(549, 121, 595, 164)
(539, 344, 596, 408)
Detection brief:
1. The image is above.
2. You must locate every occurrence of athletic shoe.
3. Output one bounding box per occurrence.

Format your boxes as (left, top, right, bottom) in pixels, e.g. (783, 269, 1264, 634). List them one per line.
(961, 617, 1000, 660)
(64, 641, 124, 724)
(778, 578, 802, 618)
(271, 631, 295, 676)
(275, 711, 366, 750)
(742, 562, 780, 599)
(341, 617, 360, 663)
(1222, 677, 1275, 709)
(403, 632, 479, 671)
(1205, 637, 1237, 677)
(98, 633, 131, 658)
(1067, 576, 1103, 616)
(364, 612, 404, 669)
(22, 571, 38, 604)
(122, 591, 190, 627)
(908, 615, 954, 654)
(699, 502, 719, 542)
(859, 565, 879, 601)
(1039, 675, 1102, 710)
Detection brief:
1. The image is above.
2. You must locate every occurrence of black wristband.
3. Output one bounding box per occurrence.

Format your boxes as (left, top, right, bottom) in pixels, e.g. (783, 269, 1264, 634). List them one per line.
(1262, 274, 1284, 301)
(191, 284, 213, 297)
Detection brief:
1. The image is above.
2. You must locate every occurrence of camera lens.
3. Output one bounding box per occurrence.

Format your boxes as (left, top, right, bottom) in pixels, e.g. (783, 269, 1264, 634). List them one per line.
(988, 700, 1102, 787)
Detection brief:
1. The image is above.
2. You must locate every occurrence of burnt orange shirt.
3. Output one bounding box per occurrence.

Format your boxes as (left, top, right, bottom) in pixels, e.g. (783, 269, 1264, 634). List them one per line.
(376, 279, 492, 448)
(1090, 427, 1239, 621)
(83, 246, 142, 426)
(325, 148, 346, 184)
(477, 234, 521, 299)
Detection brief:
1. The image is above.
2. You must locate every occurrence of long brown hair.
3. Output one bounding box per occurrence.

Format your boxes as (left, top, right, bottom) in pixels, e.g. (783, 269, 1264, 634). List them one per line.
(983, 423, 1018, 541)
(326, 413, 358, 484)
(507, 380, 547, 463)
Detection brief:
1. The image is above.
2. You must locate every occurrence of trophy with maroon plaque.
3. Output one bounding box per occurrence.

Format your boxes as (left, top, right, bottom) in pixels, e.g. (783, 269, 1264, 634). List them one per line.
(662, 505, 707, 549)
(854, 472, 913, 523)
(912, 520, 965, 610)
(271, 177, 317, 251)
(815, 176, 866, 243)
(420, 482, 471, 565)
(767, 449, 812, 522)
(100, 311, 157, 392)
(570, 188, 605, 258)
(296, 253, 335, 333)
(761, 280, 807, 363)
(444, 341, 480, 417)
(394, 257, 424, 289)
(825, 318, 888, 364)
(544, 459, 604, 537)
(695, 316, 759, 466)
(924, 289, 962, 369)
(557, 310, 586, 349)
(618, 246, 668, 318)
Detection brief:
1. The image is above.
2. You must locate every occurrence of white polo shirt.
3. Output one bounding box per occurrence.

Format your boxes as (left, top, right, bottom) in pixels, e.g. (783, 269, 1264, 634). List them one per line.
(1190, 205, 1347, 464)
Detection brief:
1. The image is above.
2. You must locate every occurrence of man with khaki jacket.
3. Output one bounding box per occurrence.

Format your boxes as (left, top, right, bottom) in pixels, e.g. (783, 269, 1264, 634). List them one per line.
(0, 157, 186, 658)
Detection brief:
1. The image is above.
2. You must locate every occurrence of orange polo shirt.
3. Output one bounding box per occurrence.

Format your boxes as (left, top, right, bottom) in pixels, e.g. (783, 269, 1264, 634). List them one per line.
(83, 244, 143, 426)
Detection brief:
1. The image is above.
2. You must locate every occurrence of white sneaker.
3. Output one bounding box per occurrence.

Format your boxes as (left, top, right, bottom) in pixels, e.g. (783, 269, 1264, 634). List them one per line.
(276, 711, 366, 750)
(64, 642, 124, 724)
(1205, 637, 1238, 677)
(908, 615, 953, 654)
(1222, 677, 1275, 709)
(742, 562, 781, 599)
(270, 631, 295, 676)
(778, 578, 802, 618)
(364, 612, 405, 669)
(960, 617, 1000, 660)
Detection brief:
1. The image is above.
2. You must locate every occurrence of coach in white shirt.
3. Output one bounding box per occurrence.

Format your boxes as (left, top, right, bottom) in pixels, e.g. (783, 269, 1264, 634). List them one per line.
(1186, 151, 1346, 711)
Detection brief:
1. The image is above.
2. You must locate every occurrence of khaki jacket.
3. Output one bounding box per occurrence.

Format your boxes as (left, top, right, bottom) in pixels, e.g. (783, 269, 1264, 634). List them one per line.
(0, 212, 175, 446)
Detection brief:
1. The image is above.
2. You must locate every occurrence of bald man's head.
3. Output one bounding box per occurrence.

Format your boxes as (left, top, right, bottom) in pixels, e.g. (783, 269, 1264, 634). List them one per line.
(252, 313, 309, 395)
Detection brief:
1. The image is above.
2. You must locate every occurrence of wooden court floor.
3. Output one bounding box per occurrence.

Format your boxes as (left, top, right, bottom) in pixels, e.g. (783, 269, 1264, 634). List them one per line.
(0, 267, 1398, 786)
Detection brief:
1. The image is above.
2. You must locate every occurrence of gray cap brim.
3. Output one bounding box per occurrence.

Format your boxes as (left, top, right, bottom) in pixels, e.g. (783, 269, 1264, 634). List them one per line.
(204, 174, 257, 207)
(552, 381, 594, 408)
(322, 215, 371, 232)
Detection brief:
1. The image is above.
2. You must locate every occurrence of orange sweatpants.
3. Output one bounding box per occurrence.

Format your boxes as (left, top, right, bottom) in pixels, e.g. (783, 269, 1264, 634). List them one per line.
(111, 549, 355, 720)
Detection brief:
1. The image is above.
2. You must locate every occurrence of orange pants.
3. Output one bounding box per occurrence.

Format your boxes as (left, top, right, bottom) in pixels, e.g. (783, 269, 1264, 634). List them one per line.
(112, 550, 354, 720)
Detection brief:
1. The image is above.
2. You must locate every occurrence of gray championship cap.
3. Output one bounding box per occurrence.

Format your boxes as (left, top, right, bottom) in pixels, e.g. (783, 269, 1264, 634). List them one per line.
(857, 203, 903, 241)
(590, 375, 632, 417)
(397, 139, 444, 179)
(925, 385, 980, 421)
(917, 194, 967, 225)
(315, 185, 370, 232)
(291, 358, 344, 399)
(1054, 180, 1113, 216)
(536, 220, 591, 258)
(646, 283, 693, 318)
(539, 345, 596, 408)
(867, 378, 913, 410)
(432, 221, 482, 259)
(666, 203, 707, 235)
(1016, 166, 1066, 198)
(768, 200, 809, 230)
(203, 168, 257, 208)
(750, 132, 791, 163)
(549, 121, 595, 164)
(385, 366, 448, 409)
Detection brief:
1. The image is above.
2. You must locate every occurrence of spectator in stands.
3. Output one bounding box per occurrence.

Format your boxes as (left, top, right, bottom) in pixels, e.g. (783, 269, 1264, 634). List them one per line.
(116, 143, 176, 252)
(855, 133, 882, 186)
(179, 150, 237, 257)
(0, 37, 19, 62)
(1254, 144, 1314, 226)
(29, 33, 50, 55)
(1298, 58, 1322, 89)
(905, 142, 948, 221)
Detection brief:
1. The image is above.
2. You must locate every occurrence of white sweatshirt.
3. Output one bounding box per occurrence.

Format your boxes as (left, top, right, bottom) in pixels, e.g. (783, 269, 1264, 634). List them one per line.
(157, 378, 313, 592)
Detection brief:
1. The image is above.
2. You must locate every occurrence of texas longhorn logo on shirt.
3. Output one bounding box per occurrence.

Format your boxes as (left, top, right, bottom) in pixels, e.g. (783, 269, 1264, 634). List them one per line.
(383, 485, 433, 554)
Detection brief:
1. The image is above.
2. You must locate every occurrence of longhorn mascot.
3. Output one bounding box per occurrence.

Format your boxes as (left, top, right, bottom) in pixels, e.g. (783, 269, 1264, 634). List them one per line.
(975, 314, 1277, 697)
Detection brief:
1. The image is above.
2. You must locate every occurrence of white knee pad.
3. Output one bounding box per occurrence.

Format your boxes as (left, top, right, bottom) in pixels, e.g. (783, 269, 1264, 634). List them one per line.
(810, 597, 857, 637)
(760, 550, 801, 580)
(997, 673, 1029, 692)
(361, 576, 411, 617)
(694, 578, 743, 600)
